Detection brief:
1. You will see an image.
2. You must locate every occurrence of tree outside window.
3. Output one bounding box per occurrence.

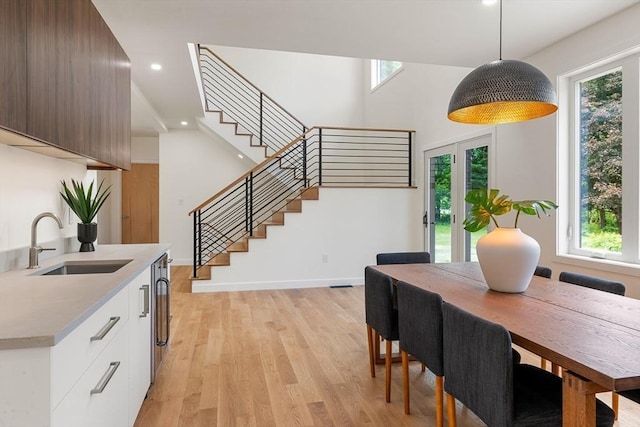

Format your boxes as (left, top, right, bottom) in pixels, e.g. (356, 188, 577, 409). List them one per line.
(578, 70, 622, 253)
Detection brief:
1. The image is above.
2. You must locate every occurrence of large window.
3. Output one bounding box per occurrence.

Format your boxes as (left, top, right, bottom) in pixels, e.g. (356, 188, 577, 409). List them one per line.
(561, 50, 640, 266)
(371, 60, 402, 89)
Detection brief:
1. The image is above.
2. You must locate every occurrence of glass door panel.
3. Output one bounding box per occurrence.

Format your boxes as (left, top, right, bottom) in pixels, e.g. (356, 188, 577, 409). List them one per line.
(427, 152, 453, 263)
(464, 145, 489, 261)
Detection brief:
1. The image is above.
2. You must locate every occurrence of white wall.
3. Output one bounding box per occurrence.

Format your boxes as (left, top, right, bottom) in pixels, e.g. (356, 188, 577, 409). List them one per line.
(210, 45, 364, 127)
(159, 129, 252, 264)
(196, 187, 416, 290)
(0, 142, 88, 272)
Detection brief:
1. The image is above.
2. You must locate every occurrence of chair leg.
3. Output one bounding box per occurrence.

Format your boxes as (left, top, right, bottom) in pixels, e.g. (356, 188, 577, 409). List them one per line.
(435, 376, 444, 427)
(385, 339, 392, 402)
(402, 350, 410, 414)
(612, 392, 619, 420)
(447, 393, 457, 427)
(367, 325, 375, 378)
(541, 358, 547, 370)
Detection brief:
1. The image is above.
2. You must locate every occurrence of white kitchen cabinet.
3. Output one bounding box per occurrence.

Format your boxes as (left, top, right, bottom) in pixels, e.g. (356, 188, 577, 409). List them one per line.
(128, 266, 151, 426)
(0, 260, 159, 427)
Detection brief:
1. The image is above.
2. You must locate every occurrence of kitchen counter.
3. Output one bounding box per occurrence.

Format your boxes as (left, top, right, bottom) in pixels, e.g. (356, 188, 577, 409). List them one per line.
(0, 243, 170, 350)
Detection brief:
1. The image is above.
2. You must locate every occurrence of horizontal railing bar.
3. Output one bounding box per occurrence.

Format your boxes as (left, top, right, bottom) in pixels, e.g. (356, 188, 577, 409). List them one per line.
(199, 46, 307, 129)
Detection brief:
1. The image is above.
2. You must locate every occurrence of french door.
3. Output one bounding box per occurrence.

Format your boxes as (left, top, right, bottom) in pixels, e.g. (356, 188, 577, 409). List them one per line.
(424, 133, 493, 263)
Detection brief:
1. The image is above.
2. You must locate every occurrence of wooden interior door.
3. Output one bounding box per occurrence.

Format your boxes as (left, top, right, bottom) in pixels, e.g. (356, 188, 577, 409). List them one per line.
(122, 163, 159, 243)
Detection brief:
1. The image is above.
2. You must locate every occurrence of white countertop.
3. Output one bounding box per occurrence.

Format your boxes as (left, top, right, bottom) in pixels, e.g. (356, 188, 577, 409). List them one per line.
(0, 244, 170, 350)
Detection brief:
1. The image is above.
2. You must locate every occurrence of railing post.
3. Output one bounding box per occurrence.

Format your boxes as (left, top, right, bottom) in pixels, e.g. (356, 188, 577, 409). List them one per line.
(194, 210, 200, 278)
(318, 128, 323, 186)
(245, 173, 254, 236)
(259, 93, 263, 146)
(408, 131, 413, 187)
(302, 127, 307, 187)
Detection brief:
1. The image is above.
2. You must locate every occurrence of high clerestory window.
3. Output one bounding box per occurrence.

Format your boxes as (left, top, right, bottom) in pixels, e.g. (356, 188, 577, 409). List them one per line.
(559, 49, 640, 267)
(371, 60, 403, 90)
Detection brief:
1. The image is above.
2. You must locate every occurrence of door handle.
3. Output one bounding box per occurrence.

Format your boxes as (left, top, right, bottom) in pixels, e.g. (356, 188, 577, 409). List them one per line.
(156, 277, 170, 346)
(423, 211, 435, 227)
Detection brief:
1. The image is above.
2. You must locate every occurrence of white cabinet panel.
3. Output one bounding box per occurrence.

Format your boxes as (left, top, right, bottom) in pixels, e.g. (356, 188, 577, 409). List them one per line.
(52, 326, 129, 427)
(128, 266, 151, 425)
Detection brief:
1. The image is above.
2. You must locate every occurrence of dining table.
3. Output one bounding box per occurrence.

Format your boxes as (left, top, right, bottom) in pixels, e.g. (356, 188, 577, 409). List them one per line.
(372, 262, 640, 427)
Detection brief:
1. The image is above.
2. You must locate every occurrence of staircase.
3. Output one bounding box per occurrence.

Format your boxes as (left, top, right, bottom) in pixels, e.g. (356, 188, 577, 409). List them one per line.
(189, 45, 415, 286)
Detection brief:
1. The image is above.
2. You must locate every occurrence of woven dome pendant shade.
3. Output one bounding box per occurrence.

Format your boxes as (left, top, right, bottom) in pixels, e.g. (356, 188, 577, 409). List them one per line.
(448, 59, 557, 124)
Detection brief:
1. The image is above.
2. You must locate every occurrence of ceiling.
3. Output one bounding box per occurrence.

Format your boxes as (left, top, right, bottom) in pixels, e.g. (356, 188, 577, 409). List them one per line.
(91, 0, 639, 136)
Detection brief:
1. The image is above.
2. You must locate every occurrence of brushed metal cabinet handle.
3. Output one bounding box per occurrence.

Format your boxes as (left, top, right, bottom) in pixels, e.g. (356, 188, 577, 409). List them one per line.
(90, 361, 121, 395)
(90, 316, 120, 342)
(140, 285, 150, 317)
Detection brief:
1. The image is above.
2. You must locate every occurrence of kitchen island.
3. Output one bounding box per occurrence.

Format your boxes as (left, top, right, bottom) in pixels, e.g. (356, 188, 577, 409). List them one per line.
(0, 243, 170, 427)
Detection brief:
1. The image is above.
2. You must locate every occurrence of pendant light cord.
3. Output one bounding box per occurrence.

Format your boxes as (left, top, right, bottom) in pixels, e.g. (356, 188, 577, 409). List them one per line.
(499, 0, 503, 60)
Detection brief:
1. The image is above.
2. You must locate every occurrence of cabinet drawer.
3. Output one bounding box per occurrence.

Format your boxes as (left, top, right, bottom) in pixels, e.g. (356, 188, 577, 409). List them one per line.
(52, 325, 129, 427)
(51, 286, 129, 408)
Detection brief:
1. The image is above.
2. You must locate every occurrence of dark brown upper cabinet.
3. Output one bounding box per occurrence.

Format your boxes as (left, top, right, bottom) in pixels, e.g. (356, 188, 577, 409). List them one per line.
(0, 0, 131, 170)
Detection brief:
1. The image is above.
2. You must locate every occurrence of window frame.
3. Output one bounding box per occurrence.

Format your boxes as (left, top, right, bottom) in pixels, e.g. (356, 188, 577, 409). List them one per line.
(557, 48, 640, 269)
(370, 59, 403, 91)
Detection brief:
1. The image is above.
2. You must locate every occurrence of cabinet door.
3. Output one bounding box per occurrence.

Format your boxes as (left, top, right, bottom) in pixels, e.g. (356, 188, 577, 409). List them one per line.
(26, 0, 131, 169)
(0, 0, 27, 133)
(52, 326, 129, 427)
(129, 267, 151, 425)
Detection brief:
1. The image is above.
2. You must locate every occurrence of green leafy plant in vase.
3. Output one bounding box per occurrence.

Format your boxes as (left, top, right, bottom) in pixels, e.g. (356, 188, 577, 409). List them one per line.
(60, 179, 111, 252)
(463, 188, 557, 293)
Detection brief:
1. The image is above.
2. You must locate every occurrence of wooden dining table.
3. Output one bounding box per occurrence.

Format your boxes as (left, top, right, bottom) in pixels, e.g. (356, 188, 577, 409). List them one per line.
(373, 262, 640, 427)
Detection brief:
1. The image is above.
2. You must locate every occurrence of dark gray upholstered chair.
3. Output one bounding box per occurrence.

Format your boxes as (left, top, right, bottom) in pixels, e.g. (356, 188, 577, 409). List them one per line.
(534, 265, 552, 279)
(364, 266, 399, 402)
(442, 303, 615, 427)
(559, 271, 626, 296)
(559, 271, 626, 418)
(376, 251, 431, 265)
(397, 281, 444, 422)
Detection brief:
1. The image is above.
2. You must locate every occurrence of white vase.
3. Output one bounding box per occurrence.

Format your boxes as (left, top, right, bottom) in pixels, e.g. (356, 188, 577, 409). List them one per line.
(476, 227, 540, 293)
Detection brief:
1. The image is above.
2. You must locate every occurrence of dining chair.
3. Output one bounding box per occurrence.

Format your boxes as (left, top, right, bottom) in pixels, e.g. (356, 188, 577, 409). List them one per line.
(559, 271, 626, 295)
(371, 251, 431, 365)
(442, 302, 615, 427)
(364, 266, 399, 402)
(376, 251, 431, 265)
(558, 271, 626, 418)
(397, 281, 444, 422)
(533, 265, 552, 279)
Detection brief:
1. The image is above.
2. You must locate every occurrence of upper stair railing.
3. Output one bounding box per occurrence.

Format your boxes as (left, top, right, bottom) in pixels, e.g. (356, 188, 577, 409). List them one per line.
(198, 45, 307, 156)
(189, 126, 414, 278)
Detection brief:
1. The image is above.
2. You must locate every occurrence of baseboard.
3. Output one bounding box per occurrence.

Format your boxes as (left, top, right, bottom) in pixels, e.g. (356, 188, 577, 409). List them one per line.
(192, 277, 363, 293)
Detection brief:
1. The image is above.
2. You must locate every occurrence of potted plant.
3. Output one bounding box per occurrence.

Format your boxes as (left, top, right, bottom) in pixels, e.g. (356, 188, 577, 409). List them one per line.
(463, 188, 557, 293)
(60, 179, 111, 252)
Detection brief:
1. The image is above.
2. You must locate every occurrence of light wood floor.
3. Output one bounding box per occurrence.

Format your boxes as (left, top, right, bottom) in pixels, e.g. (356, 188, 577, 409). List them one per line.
(134, 266, 640, 427)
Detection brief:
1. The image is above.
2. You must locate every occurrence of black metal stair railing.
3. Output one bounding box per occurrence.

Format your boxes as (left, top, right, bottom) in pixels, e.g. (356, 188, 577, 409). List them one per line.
(190, 126, 414, 278)
(198, 45, 307, 156)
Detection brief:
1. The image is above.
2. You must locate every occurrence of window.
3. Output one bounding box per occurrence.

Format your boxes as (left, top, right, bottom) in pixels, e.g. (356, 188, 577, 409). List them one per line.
(371, 59, 403, 89)
(560, 50, 640, 266)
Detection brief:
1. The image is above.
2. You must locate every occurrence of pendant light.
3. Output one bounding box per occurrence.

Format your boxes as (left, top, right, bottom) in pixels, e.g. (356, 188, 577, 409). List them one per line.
(447, 0, 558, 124)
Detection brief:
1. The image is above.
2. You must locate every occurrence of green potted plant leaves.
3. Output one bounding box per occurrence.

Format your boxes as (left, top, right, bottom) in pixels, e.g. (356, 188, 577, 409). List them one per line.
(463, 188, 557, 293)
(60, 179, 111, 252)
(463, 188, 558, 231)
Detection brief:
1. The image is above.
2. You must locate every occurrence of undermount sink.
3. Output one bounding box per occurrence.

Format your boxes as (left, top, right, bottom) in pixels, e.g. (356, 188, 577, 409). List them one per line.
(32, 259, 133, 276)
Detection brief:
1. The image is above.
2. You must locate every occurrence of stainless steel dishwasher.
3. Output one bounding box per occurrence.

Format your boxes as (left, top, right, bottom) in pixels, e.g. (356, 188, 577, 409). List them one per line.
(150, 253, 171, 383)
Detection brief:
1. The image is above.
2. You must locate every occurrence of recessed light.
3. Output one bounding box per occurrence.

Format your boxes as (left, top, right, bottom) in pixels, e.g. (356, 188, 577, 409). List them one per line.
(150, 63, 162, 71)
(238, 154, 244, 159)
(180, 121, 188, 126)
(482, 0, 497, 5)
